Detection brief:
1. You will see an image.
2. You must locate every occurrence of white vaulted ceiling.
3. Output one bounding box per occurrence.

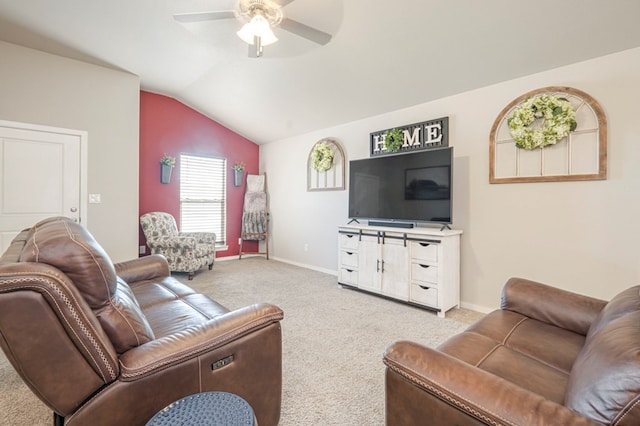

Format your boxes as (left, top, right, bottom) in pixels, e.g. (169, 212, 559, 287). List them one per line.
(1, 0, 640, 144)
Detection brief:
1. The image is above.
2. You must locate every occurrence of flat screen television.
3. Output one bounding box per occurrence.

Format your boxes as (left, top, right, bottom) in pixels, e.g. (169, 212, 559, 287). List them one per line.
(348, 147, 453, 227)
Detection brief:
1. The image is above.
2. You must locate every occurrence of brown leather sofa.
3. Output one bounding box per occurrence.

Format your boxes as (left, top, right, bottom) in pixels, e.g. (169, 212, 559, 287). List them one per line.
(0, 217, 284, 426)
(384, 277, 640, 425)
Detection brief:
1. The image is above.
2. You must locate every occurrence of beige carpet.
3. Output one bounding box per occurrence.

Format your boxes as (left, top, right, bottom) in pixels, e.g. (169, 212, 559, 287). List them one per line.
(0, 258, 483, 425)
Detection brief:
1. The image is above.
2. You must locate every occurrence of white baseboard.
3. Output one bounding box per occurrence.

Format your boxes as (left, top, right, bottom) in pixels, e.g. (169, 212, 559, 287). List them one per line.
(460, 301, 494, 314)
(271, 256, 338, 276)
(215, 254, 240, 261)
(215, 254, 270, 262)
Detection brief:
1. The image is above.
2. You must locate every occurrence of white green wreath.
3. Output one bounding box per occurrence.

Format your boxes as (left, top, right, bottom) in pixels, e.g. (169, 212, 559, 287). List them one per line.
(507, 94, 577, 150)
(311, 140, 335, 172)
(384, 128, 404, 152)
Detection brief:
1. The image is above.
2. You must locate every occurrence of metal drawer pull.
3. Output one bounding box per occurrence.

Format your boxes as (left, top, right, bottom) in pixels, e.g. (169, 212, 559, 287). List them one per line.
(419, 242, 430, 247)
(418, 285, 431, 290)
(419, 264, 430, 268)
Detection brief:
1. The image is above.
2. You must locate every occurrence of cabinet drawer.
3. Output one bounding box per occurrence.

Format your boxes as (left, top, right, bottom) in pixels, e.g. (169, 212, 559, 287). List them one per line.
(339, 268, 358, 286)
(410, 283, 438, 307)
(340, 250, 358, 268)
(339, 233, 359, 250)
(411, 241, 438, 262)
(411, 262, 438, 284)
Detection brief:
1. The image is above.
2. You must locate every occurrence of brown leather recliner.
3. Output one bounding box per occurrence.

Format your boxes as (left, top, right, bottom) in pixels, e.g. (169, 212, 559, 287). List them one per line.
(0, 217, 284, 426)
(384, 277, 640, 425)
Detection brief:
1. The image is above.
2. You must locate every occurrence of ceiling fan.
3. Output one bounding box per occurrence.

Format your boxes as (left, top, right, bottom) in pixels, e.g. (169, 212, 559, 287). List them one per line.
(173, 0, 333, 58)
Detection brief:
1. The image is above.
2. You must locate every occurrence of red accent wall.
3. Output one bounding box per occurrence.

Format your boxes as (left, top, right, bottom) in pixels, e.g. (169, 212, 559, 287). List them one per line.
(139, 91, 259, 257)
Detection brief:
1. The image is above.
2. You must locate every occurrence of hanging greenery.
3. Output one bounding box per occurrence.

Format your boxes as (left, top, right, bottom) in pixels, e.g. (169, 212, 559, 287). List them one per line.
(507, 94, 577, 150)
(384, 128, 404, 152)
(311, 140, 335, 172)
(160, 153, 176, 167)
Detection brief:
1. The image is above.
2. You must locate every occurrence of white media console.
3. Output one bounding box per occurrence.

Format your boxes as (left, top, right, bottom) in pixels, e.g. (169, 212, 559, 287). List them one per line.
(338, 224, 462, 318)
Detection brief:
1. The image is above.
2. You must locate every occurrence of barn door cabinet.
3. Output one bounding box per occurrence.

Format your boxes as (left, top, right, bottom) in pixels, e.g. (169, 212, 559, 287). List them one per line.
(338, 224, 462, 318)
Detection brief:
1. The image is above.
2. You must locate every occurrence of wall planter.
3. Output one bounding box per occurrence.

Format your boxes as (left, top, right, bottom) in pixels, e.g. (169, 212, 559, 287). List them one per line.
(161, 163, 172, 184)
(233, 162, 245, 187)
(234, 168, 243, 187)
(160, 154, 176, 184)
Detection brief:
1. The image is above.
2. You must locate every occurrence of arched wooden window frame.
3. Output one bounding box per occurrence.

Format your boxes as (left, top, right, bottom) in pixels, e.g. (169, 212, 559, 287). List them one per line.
(489, 86, 607, 183)
(307, 138, 346, 191)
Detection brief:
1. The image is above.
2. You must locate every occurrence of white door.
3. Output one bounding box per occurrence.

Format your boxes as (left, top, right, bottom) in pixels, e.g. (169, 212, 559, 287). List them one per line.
(358, 235, 382, 293)
(381, 239, 410, 300)
(0, 120, 86, 253)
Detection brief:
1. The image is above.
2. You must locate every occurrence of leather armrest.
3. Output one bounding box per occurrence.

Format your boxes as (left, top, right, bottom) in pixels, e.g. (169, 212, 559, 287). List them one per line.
(114, 255, 170, 283)
(500, 277, 607, 335)
(118, 303, 283, 381)
(384, 341, 598, 426)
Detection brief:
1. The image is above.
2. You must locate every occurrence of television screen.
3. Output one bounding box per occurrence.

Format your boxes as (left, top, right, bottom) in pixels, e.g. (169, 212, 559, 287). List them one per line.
(348, 147, 453, 225)
(405, 166, 450, 201)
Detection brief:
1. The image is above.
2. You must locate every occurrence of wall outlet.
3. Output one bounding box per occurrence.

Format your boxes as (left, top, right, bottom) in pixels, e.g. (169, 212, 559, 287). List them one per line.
(139, 245, 146, 255)
(89, 193, 101, 203)
(304, 243, 309, 252)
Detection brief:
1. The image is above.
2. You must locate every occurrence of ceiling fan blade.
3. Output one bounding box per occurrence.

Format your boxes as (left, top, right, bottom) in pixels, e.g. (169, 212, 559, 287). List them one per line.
(279, 18, 332, 45)
(173, 11, 235, 23)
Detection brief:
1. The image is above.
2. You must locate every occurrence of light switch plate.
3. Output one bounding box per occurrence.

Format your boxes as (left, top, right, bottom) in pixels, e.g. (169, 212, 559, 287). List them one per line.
(89, 194, 101, 203)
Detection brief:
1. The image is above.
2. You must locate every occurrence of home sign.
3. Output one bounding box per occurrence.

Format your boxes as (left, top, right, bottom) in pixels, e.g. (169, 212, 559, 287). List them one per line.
(370, 116, 449, 157)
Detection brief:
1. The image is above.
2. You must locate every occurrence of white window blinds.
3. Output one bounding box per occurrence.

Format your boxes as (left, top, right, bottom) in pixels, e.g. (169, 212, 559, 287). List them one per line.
(179, 154, 226, 245)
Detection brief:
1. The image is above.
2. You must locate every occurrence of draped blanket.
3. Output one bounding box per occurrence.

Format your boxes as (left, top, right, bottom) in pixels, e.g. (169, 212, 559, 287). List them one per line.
(242, 175, 268, 241)
(244, 191, 266, 212)
(242, 211, 268, 240)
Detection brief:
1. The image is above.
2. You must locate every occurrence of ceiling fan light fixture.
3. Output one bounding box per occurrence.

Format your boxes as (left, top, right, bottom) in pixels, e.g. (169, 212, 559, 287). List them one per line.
(237, 22, 256, 45)
(174, 0, 334, 58)
(237, 14, 278, 46)
(236, 0, 283, 24)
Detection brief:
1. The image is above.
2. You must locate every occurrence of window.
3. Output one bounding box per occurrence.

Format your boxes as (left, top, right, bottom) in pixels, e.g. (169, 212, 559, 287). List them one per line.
(180, 154, 226, 246)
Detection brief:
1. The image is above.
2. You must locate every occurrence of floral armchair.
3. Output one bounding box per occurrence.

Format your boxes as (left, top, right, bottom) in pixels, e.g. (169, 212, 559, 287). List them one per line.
(140, 212, 215, 280)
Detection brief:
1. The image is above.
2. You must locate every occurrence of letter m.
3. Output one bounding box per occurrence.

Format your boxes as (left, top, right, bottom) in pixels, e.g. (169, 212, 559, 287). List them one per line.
(404, 127, 421, 147)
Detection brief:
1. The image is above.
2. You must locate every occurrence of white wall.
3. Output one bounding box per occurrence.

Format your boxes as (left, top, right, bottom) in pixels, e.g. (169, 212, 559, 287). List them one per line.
(261, 47, 640, 311)
(0, 41, 140, 262)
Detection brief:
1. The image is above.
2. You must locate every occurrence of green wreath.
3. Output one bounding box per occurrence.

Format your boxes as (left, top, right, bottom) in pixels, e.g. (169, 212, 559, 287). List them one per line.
(507, 94, 577, 150)
(311, 140, 335, 172)
(384, 128, 404, 152)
